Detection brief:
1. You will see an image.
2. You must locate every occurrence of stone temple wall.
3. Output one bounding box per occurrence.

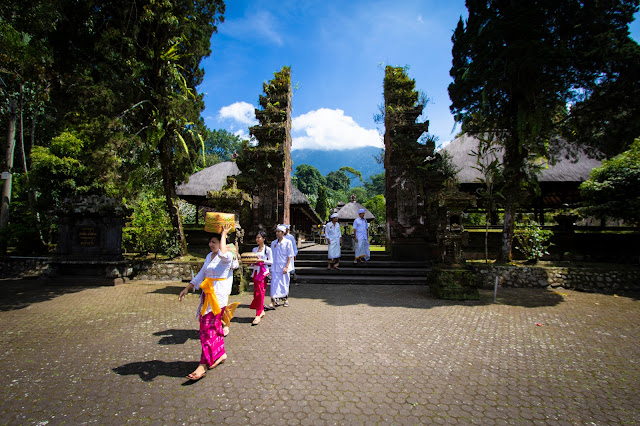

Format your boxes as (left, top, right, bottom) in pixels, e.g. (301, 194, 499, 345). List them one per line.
(471, 264, 640, 293)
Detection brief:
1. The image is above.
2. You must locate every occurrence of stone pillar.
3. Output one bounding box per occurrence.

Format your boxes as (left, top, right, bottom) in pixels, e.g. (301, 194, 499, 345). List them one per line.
(383, 66, 437, 260)
(236, 67, 292, 242)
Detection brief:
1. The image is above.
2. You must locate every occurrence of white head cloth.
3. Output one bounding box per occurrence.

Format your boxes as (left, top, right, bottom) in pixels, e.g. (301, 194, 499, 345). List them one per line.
(276, 225, 286, 232)
(330, 213, 338, 219)
(358, 208, 365, 214)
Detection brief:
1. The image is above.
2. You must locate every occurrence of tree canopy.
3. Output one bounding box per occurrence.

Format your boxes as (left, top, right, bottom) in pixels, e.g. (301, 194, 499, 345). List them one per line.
(449, 0, 639, 260)
(579, 138, 640, 225)
(293, 164, 326, 195)
(1, 0, 226, 255)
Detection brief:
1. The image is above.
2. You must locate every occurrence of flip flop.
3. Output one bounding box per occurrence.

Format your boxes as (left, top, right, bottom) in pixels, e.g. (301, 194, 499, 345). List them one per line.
(283, 301, 289, 307)
(186, 370, 206, 381)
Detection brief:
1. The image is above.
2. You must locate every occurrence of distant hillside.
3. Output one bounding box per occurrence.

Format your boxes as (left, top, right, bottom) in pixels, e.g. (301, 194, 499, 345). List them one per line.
(291, 146, 384, 185)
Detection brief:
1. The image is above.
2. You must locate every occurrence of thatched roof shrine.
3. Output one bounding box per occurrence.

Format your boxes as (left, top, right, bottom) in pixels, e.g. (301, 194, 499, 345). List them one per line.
(334, 202, 375, 221)
(176, 161, 322, 235)
(176, 161, 241, 201)
(441, 134, 602, 208)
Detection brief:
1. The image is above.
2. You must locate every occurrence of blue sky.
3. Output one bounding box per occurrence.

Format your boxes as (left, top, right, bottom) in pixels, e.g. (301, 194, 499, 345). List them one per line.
(200, 0, 640, 151)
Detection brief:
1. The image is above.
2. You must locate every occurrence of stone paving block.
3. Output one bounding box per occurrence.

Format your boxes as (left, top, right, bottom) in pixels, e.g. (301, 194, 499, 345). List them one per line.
(0, 280, 639, 424)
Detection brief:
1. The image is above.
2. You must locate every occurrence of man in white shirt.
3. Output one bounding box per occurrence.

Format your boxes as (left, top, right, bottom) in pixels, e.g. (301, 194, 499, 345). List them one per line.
(267, 225, 295, 308)
(326, 213, 342, 270)
(353, 209, 370, 264)
(284, 224, 298, 285)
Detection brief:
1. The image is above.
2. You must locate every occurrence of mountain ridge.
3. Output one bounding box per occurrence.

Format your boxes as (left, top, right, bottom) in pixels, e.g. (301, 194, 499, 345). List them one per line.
(291, 146, 384, 183)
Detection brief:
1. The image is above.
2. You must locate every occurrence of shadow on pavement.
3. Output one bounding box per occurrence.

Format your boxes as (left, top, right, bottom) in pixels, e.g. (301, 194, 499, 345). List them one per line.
(113, 360, 198, 382)
(0, 279, 93, 312)
(290, 284, 565, 309)
(153, 329, 199, 344)
(147, 285, 184, 295)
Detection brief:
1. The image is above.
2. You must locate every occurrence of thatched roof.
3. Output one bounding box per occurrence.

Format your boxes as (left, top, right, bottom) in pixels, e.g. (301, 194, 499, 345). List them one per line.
(290, 185, 311, 205)
(176, 161, 314, 208)
(442, 134, 602, 184)
(334, 202, 375, 221)
(176, 161, 241, 197)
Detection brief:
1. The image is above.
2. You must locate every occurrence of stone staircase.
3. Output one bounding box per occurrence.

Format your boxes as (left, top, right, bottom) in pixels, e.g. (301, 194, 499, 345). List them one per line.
(293, 243, 431, 285)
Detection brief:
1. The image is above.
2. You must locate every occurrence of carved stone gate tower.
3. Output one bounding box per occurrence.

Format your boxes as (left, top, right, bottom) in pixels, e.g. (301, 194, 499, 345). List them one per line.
(236, 67, 293, 237)
(383, 66, 439, 260)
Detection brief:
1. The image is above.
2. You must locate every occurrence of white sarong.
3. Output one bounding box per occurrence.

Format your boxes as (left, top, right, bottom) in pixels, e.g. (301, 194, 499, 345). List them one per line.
(354, 238, 370, 261)
(270, 269, 290, 298)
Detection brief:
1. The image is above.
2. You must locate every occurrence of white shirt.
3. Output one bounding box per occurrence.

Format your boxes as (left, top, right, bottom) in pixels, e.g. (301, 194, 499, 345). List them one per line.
(191, 250, 234, 310)
(270, 238, 295, 273)
(251, 245, 273, 276)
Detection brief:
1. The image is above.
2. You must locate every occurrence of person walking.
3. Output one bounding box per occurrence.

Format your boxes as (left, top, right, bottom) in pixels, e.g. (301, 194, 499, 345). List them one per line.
(221, 240, 240, 337)
(178, 224, 233, 381)
(284, 224, 298, 284)
(326, 213, 342, 270)
(249, 230, 273, 325)
(266, 225, 294, 309)
(353, 208, 370, 264)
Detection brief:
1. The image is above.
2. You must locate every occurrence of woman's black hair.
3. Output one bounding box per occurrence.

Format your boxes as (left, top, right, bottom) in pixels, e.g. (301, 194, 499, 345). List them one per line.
(209, 233, 221, 243)
(256, 229, 268, 245)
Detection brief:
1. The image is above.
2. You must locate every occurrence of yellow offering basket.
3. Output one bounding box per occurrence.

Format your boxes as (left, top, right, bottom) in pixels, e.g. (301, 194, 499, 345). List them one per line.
(204, 212, 236, 233)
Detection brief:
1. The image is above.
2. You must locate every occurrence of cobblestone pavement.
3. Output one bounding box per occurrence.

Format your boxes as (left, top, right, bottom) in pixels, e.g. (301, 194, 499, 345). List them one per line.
(0, 278, 639, 425)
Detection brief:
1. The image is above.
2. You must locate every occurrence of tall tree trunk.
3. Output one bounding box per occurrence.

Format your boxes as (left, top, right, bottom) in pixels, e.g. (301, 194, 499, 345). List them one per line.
(159, 136, 187, 256)
(1, 99, 18, 235)
(500, 201, 516, 262)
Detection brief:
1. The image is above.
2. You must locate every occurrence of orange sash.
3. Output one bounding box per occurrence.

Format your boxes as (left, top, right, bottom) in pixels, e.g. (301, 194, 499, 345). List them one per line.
(199, 277, 225, 316)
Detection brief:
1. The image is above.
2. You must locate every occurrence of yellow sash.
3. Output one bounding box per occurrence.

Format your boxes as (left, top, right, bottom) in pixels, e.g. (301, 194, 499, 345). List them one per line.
(199, 277, 225, 316)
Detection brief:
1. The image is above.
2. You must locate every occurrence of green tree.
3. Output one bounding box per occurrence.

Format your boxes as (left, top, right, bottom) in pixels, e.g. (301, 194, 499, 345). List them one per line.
(200, 128, 244, 167)
(579, 138, 640, 225)
(363, 172, 385, 197)
(449, 0, 638, 261)
(326, 170, 350, 192)
(315, 186, 329, 221)
(349, 187, 368, 204)
(364, 195, 386, 225)
(1, 0, 226, 257)
(470, 133, 504, 262)
(294, 164, 326, 195)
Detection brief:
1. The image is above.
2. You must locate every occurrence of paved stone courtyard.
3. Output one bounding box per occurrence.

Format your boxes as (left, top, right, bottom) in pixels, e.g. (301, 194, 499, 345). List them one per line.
(0, 278, 638, 424)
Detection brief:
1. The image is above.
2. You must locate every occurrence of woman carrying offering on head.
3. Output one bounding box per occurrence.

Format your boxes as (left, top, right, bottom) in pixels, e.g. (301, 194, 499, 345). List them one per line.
(249, 230, 273, 325)
(178, 223, 233, 381)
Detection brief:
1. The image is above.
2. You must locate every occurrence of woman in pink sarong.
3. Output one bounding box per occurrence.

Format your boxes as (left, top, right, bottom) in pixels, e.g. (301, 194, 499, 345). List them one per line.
(249, 230, 273, 325)
(179, 224, 233, 381)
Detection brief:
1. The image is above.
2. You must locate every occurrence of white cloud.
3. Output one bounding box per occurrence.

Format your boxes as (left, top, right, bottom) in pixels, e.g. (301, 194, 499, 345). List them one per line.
(292, 109, 383, 151)
(218, 101, 258, 126)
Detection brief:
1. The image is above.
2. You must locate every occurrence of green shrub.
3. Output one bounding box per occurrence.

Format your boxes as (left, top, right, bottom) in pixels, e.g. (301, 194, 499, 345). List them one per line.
(515, 220, 554, 262)
(123, 195, 175, 257)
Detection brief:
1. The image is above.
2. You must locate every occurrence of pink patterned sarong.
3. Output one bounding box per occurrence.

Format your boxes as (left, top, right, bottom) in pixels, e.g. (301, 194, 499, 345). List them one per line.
(249, 263, 268, 316)
(199, 310, 225, 368)
(250, 276, 266, 315)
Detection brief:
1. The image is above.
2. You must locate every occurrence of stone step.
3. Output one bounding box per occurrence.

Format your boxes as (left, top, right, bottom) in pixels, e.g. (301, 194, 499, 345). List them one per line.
(294, 259, 427, 268)
(294, 266, 430, 277)
(294, 274, 428, 285)
(296, 252, 393, 261)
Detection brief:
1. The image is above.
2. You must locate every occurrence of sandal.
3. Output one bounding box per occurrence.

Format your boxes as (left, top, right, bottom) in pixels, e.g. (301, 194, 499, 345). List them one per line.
(252, 316, 261, 326)
(333, 265, 340, 270)
(186, 369, 207, 381)
(283, 301, 289, 307)
(223, 326, 230, 337)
